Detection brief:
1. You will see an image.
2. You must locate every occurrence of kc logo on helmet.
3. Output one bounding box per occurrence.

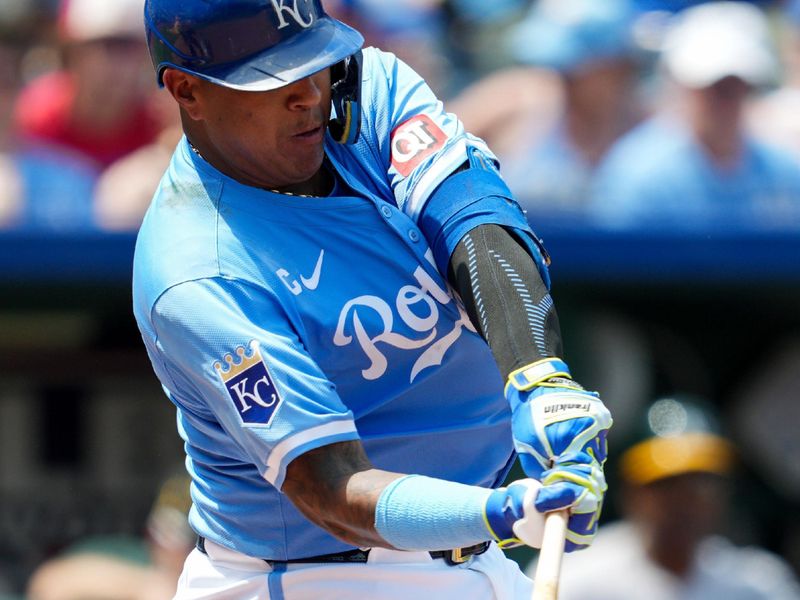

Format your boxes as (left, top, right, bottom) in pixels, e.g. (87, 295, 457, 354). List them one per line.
(215, 341, 283, 426)
(270, 0, 314, 29)
(391, 115, 448, 177)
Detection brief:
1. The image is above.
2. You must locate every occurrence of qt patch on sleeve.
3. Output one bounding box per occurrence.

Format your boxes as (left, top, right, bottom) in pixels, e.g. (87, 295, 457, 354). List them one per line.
(390, 115, 448, 177)
(214, 340, 283, 426)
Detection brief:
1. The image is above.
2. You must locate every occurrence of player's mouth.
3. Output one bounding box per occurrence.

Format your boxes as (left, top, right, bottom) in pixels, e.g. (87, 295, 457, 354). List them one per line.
(293, 124, 325, 143)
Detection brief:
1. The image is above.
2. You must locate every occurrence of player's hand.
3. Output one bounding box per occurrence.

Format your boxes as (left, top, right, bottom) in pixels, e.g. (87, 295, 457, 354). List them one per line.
(505, 358, 612, 551)
(483, 478, 546, 549)
(535, 453, 607, 551)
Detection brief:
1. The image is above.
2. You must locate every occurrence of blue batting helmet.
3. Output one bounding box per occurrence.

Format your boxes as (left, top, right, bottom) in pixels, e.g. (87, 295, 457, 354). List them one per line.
(144, 0, 364, 92)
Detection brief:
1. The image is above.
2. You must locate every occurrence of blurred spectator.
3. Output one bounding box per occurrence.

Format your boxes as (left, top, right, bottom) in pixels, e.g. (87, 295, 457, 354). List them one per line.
(0, 12, 31, 151)
(3, 0, 164, 231)
(26, 473, 193, 600)
(26, 542, 160, 600)
(141, 472, 195, 593)
(545, 397, 800, 600)
(445, 66, 562, 163)
(9, 146, 98, 230)
(590, 2, 800, 230)
(497, 0, 649, 213)
(94, 90, 180, 231)
(747, 0, 800, 163)
(443, 0, 531, 88)
(327, 0, 453, 96)
(14, 0, 159, 168)
(0, 154, 22, 226)
(0, 0, 35, 229)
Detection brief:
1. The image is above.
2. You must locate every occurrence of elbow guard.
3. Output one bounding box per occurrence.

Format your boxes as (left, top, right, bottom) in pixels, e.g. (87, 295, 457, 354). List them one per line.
(418, 147, 551, 289)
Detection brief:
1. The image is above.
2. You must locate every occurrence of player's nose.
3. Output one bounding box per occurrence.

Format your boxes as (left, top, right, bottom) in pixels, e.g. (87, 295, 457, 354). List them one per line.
(286, 75, 323, 111)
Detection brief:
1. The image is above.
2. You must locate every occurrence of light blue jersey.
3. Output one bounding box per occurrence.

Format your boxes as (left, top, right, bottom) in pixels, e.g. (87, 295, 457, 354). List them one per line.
(502, 122, 594, 213)
(589, 115, 800, 230)
(133, 48, 528, 560)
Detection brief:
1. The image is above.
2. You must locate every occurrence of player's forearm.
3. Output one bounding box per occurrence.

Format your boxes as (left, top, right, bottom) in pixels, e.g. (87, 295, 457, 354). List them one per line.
(283, 440, 542, 552)
(448, 223, 564, 379)
(283, 441, 404, 548)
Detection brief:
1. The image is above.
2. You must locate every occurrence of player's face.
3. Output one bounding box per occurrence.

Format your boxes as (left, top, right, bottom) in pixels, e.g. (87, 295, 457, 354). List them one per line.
(686, 76, 750, 137)
(565, 59, 636, 118)
(193, 69, 332, 191)
(626, 473, 727, 553)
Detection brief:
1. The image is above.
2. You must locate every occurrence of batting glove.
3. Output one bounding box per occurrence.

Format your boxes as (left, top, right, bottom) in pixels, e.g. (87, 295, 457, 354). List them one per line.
(505, 358, 612, 551)
(483, 478, 546, 549)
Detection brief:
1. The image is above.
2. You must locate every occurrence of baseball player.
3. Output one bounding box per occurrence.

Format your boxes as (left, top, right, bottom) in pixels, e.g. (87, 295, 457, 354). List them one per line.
(133, 1, 612, 598)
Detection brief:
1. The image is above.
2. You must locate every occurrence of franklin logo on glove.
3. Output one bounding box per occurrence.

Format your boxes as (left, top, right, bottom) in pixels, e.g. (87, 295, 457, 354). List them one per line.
(543, 402, 591, 415)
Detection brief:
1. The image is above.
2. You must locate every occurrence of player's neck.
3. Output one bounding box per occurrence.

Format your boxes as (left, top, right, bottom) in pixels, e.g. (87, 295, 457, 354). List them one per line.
(644, 534, 697, 578)
(268, 167, 334, 198)
(183, 124, 334, 198)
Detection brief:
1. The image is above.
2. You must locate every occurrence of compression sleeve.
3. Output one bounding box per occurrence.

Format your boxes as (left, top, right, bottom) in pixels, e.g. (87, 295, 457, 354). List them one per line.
(374, 475, 492, 551)
(448, 223, 564, 379)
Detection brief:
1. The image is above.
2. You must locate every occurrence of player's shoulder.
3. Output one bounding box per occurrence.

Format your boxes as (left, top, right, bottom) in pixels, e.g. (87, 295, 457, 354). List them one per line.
(359, 46, 421, 93)
(746, 135, 800, 183)
(600, 115, 690, 176)
(698, 535, 800, 583)
(361, 46, 398, 73)
(696, 536, 800, 598)
(589, 115, 692, 216)
(133, 139, 236, 307)
(548, 521, 641, 577)
(133, 141, 298, 321)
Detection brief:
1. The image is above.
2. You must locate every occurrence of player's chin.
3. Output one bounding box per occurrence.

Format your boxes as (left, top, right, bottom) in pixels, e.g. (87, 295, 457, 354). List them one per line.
(285, 145, 326, 176)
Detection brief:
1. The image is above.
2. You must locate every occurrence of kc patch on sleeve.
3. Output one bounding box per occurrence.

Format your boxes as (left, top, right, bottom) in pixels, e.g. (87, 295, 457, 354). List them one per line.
(390, 115, 447, 177)
(214, 340, 283, 426)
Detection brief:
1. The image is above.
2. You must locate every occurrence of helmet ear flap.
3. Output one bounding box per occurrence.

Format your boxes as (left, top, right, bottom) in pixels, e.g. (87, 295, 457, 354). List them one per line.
(329, 51, 362, 144)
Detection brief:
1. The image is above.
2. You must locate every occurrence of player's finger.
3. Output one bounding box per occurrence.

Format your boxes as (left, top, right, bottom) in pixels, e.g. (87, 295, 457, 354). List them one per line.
(534, 482, 585, 512)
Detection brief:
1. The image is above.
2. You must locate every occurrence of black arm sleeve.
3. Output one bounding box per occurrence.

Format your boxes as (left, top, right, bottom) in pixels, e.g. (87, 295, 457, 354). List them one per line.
(448, 223, 564, 380)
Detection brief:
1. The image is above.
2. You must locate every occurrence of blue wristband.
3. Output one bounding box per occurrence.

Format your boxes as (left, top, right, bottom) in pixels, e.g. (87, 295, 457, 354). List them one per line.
(374, 475, 492, 551)
(507, 358, 571, 392)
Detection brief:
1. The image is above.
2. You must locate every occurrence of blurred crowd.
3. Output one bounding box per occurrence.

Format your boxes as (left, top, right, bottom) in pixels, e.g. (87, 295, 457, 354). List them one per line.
(2, 0, 800, 232)
(22, 473, 195, 600)
(452, 0, 800, 230)
(0, 0, 177, 231)
(541, 396, 800, 599)
(3, 0, 800, 598)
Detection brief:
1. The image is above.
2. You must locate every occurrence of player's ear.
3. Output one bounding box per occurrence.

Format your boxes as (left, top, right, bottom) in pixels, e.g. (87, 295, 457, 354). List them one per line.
(162, 69, 205, 121)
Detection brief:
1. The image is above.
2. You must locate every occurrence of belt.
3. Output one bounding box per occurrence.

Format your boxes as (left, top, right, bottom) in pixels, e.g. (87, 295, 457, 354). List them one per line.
(196, 537, 490, 566)
(429, 542, 491, 565)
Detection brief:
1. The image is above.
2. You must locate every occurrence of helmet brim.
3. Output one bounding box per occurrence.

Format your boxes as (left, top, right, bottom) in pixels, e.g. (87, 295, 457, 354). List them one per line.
(161, 17, 364, 92)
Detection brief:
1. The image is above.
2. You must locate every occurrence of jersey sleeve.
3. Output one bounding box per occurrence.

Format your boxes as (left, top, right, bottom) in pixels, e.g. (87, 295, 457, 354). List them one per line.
(149, 277, 359, 490)
(358, 48, 549, 284)
(361, 48, 495, 221)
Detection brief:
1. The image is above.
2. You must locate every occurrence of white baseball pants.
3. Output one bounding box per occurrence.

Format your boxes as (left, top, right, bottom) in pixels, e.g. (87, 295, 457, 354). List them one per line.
(174, 538, 533, 599)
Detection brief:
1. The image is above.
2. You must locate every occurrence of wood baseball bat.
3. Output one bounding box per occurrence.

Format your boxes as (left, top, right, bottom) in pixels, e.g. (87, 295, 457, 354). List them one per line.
(531, 509, 568, 600)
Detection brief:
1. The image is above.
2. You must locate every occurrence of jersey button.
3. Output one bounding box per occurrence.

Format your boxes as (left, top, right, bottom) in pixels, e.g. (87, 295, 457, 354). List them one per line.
(380, 205, 392, 218)
(408, 230, 420, 242)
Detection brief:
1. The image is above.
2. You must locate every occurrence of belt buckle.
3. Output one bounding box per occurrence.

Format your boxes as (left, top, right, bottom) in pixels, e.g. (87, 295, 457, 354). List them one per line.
(447, 547, 470, 565)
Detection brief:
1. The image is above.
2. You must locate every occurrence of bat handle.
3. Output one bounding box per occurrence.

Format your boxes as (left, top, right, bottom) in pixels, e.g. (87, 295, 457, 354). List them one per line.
(531, 509, 568, 600)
